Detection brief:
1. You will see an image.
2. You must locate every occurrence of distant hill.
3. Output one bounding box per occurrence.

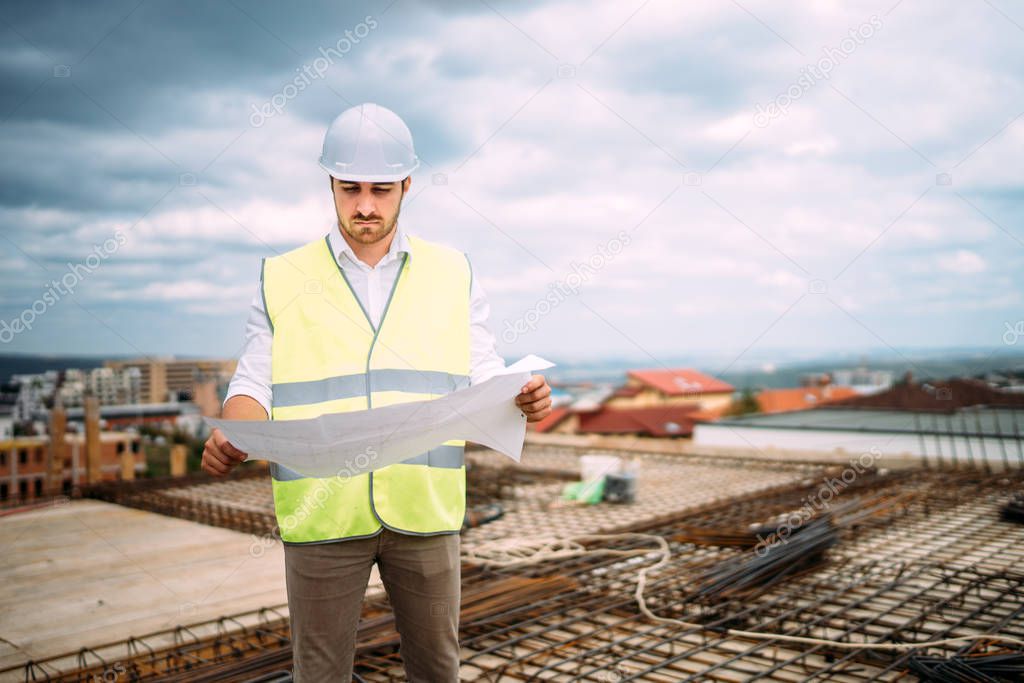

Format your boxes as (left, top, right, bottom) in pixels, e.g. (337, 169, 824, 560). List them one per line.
(0, 354, 109, 381)
(3, 349, 1023, 393)
(716, 355, 1024, 392)
(540, 349, 1024, 392)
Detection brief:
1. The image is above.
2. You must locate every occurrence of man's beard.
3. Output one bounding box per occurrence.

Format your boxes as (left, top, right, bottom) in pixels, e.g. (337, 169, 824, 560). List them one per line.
(338, 194, 403, 245)
(340, 215, 395, 245)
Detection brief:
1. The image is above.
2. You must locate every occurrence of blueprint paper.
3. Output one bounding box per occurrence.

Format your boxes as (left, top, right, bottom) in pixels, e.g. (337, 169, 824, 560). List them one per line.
(203, 355, 555, 479)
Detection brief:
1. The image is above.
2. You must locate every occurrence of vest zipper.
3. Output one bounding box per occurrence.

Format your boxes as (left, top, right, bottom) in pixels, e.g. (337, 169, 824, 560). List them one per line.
(364, 252, 408, 409)
(325, 235, 409, 531)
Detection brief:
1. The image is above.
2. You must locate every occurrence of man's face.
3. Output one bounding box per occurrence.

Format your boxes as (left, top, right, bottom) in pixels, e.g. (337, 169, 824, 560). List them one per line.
(331, 177, 410, 245)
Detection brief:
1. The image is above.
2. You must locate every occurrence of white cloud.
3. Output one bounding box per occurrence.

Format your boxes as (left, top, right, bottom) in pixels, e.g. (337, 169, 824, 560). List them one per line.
(936, 249, 987, 274)
(1, 0, 1021, 357)
(784, 137, 838, 157)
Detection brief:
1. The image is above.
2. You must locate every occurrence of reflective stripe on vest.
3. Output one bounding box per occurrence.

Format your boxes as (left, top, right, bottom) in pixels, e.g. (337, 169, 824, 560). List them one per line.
(273, 369, 470, 407)
(261, 232, 471, 544)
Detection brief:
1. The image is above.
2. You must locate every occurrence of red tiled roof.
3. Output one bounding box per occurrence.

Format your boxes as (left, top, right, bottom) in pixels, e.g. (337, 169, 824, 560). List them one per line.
(527, 406, 571, 433)
(577, 405, 702, 437)
(756, 386, 859, 414)
(628, 368, 734, 396)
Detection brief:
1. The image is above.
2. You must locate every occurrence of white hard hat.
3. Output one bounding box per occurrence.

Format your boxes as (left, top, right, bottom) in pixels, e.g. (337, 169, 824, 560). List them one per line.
(318, 103, 420, 183)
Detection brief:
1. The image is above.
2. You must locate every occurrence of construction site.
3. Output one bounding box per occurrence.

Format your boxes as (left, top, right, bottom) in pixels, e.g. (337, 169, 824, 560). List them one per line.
(2, 432, 1022, 682)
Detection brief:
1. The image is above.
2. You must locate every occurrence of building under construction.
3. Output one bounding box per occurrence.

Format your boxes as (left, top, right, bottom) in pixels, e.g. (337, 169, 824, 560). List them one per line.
(1, 435, 1022, 681)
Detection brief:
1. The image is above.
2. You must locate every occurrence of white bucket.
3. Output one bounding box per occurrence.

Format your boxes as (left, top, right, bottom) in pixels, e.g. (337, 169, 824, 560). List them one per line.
(580, 454, 621, 483)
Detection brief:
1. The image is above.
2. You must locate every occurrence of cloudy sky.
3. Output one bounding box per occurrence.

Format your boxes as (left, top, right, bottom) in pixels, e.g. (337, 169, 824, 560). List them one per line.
(1, 0, 1022, 369)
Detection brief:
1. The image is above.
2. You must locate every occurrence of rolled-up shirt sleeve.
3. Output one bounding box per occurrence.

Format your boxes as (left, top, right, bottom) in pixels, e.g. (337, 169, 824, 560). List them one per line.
(468, 268, 507, 386)
(223, 282, 273, 418)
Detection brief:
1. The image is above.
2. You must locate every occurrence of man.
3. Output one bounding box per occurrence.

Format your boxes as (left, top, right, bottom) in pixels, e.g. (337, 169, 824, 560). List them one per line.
(203, 102, 552, 681)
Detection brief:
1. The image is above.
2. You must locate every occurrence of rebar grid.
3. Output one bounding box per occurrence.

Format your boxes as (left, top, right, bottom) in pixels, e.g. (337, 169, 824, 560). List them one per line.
(12, 468, 1023, 682)
(10, 606, 293, 683)
(452, 470, 1024, 682)
(81, 466, 278, 537)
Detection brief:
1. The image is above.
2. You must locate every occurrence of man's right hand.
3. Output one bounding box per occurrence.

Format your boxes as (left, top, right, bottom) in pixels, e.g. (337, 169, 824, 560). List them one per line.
(202, 428, 248, 477)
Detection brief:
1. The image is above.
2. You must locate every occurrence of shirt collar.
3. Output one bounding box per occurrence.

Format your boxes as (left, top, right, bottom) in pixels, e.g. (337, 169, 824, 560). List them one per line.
(328, 222, 412, 268)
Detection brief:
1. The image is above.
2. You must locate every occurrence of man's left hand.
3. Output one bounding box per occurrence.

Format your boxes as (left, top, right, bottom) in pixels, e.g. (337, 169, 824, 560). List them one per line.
(515, 374, 552, 422)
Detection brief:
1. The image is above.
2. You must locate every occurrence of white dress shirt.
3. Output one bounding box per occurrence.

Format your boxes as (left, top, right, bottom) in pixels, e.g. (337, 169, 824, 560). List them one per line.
(224, 222, 507, 417)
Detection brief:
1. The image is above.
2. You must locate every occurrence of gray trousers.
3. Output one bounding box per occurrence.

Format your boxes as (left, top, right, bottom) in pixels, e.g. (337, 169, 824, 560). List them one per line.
(283, 527, 461, 682)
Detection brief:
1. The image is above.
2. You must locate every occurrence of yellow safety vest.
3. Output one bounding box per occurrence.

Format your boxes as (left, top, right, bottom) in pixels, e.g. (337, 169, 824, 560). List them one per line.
(261, 231, 471, 544)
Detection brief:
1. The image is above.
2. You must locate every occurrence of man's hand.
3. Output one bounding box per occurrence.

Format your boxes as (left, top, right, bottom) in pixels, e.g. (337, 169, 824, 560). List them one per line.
(202, 428, 248, 477)
(515, 374, 552, 423)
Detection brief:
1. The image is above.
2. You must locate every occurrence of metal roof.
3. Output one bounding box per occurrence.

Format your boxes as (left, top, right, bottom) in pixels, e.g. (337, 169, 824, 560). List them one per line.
(709, 406, 1024, 437)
